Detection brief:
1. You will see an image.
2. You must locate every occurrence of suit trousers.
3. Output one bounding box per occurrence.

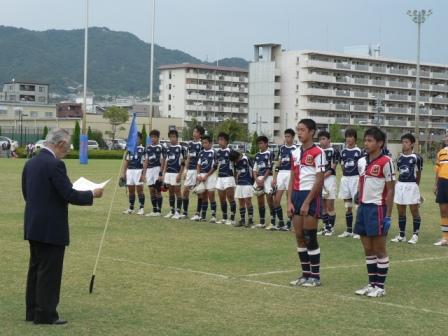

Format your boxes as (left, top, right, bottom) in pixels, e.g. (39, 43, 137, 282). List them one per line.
(26, 240, 65, 323)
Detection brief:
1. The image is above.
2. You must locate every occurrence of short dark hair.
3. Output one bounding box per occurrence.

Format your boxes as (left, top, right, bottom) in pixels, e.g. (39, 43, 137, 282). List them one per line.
(168, 129, 178, 138)
(298, 119, 317, 136)
(364, 127, 386, 147)
(401, 133, 416, 144)
(137, 132, 142, 139)
(345, 128, 358, 140)
(284, 128, 295, 137)
(229, 150, 241, 162)
(194, 125, 205, 136)
(256, 135, 269, 144)
(149, 129, 160, 137)
(218, 132, 229, 142)
(202, 135, 212, 143)
(318, 130, 330, 139)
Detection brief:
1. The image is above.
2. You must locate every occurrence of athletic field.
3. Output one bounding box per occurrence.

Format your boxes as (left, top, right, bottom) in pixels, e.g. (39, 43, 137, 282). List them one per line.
(1, 159, 447, 336)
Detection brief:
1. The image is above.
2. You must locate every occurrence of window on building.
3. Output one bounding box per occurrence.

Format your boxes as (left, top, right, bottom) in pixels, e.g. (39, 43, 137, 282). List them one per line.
(0, 107, 7, 115)
(37, 97, 46, 103)
(45, 112, 53, 117)
(168, 94, 172, 100)
(30, 111, 38, 118)
(169, 125, 176, 131)
(39, 86, 45, 92)
(168, 104, 172, 111)
(169, 84, 172, 90)
(169, 71, 172, 79)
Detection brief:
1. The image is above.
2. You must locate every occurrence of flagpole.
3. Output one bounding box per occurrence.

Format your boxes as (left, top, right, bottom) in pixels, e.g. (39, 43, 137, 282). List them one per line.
(148, 0, 156, 135)
(89, 150, 126, 293)
(80, 0, 89, 164)
(89, 114, 138, 293)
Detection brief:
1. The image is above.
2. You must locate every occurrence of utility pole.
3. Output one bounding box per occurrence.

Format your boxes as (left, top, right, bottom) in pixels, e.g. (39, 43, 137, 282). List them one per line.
(407, 9, 432, 152)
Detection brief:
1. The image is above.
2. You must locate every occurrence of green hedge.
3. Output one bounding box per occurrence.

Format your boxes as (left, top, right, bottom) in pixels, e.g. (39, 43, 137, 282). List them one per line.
(15, 148, 125, 159)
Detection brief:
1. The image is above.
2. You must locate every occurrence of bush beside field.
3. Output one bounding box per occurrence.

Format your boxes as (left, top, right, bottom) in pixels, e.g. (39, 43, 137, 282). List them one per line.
(15, 147, 125, 159)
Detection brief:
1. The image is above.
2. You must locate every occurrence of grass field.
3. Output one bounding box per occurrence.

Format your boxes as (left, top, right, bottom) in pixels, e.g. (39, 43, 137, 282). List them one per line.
(1, 158, 447, 336)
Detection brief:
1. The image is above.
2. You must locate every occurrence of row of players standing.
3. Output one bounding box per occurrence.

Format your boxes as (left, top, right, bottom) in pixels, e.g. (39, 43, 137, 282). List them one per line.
(121, 125, 296, 229)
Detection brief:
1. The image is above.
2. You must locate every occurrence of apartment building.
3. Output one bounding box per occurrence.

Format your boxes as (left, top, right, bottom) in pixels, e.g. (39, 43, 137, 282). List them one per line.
(249, 43, 448, 143)
(159, 64, 249, 128)
(0, 80, 49, 104)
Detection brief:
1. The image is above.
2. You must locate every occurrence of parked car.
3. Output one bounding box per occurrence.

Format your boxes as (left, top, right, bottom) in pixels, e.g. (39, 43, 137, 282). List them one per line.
(110, 139, 127, 150)
(0, 136, 19, 149)
(88, 140, 99, 150)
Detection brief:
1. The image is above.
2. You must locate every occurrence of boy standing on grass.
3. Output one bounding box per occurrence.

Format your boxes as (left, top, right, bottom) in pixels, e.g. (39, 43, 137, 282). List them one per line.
(271, 129, 297, 231)
(144, 129, 165, 217)
(391, 133, 423, 244)
(232, 150, 255, 227)
(434, 134, 448, 246)
(317, 130, 339, 236)
(338, 129, 362, 239)
(196, 135, 218, 222)
(122, 132, 146, 215)
(288, 119, 326, 287)
(252, 136, 276, 230)
(162, 129, 186, 219)
(182, 126, 204, 220)
(215, 132, 237, 225)
(354, 127, 395, 298)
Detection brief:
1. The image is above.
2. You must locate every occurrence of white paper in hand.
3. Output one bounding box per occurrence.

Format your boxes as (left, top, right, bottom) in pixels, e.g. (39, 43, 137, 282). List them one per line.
(73, 177, 110, 191)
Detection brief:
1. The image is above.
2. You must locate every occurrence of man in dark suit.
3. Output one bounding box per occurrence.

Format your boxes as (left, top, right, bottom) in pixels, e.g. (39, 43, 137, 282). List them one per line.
(22, 128, 104, 325)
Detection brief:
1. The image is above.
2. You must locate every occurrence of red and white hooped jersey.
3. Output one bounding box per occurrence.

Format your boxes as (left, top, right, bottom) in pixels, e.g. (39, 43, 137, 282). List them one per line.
(291, 145, 326, 191)
(359, 154, 395, 205)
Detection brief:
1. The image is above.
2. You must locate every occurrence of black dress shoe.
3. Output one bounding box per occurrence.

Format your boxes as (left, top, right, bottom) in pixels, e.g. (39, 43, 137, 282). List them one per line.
(34, 319, 68, 325)
(52, 319, 68, 325)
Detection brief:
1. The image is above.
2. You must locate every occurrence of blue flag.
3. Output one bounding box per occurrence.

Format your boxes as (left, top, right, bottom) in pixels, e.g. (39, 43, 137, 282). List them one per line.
(126, 113, 138, 155)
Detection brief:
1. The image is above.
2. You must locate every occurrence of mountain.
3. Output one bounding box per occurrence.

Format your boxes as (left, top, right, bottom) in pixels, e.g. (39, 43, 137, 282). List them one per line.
(0, 26, 249, 96)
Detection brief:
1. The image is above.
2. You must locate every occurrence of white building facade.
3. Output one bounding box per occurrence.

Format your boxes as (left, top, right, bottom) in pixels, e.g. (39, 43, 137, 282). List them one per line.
(249, 43, 448, 143)
(159, 64, 249, 129)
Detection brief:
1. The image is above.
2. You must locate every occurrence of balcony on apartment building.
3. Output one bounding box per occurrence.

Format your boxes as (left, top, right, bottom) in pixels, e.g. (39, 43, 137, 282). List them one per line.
(305, 59, 448, 80)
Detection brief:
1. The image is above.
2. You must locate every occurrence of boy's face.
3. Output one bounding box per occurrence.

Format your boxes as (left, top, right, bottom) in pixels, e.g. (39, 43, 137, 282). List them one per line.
(193, 129, 200, 140)
(284, 133, 294, 145)
(401, 138, 413, 152)
(319, 136, 330, 148)
(364, 135, 382, 154)
(257, 140, 268, 151)
(218, 137, 227, 148)
(345, 136, 356, 147)
(202, 139, 211, 149)
(151, 135, 159, 144)
(296, 123, 312, 143)
(169, 134, 178, 145)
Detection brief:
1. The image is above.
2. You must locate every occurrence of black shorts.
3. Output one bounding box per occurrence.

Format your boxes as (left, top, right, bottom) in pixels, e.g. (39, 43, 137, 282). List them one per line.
(436, 178, 448, 204)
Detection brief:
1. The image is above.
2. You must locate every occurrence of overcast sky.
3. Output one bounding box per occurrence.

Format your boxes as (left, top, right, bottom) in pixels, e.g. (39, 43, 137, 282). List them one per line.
(1, 0, 447, 64)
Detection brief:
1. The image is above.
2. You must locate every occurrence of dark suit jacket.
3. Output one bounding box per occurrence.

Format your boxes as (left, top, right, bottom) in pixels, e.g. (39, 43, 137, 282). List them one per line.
(22, 148, 93, 246)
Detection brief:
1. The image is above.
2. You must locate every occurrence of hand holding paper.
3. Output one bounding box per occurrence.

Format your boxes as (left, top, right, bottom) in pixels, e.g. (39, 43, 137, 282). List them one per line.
(73, 177, 110, 192)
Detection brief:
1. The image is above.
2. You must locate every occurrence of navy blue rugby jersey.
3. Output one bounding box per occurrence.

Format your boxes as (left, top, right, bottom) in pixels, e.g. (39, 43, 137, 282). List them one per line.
(254, 150, 275, 176)
(340, 147, 362, 176)
(165, 144, 186, 173)
(397, 153, 423, 183)
(146, 143, 165, 168)
(321, 147, 340, 176)
(198, 149, 216, 174)
(277, 145, 296, 171)
(186, 141, 202, 170)
(216, 147, 235, 177)
(126, 145, 145, 169)
(236, 154, 253, 185)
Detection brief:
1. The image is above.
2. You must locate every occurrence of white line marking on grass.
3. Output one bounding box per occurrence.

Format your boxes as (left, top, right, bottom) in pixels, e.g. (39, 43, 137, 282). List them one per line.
(85, 253, 448, 317)
(240, 255, 448, 277)
(241, 278, 448, 317)
(102, 256, 230, 279)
